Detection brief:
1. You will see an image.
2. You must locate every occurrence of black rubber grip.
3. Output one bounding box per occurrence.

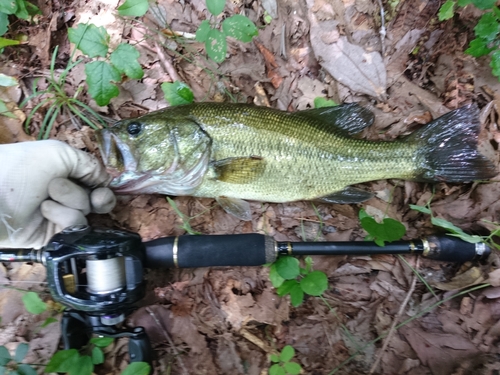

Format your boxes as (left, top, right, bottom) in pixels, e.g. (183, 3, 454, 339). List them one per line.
(144, 234, 269, 268)
(425, 236, 490, 262)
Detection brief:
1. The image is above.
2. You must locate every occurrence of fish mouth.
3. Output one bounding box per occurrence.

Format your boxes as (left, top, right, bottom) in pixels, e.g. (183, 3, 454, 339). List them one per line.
(97, 129, 138, 178)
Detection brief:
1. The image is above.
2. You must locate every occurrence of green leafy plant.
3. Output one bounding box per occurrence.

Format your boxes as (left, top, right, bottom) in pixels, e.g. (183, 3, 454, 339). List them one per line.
(0, 343, 37, 375)
(68, 23, 144, 106)
(313, 97, 338, 108)
(0, 0, 40, 42)
(46, 340, 150, 375)
(195, 0, 258, 63)
(359, 208, 406, 246)
(21, 45, 107, 139)
(22, 291, 61, 327)
(269, 256, 328, 307)
(410, 203, 500, 250)
(166, 197, 202, 235)
(0, 73, 18, 118)
(269, 345, 302, 375)
(117, 0, 149, 17)
(161, 81, 194, 106)
(45, 337, 114, 375)
(438, 0, 500, 80)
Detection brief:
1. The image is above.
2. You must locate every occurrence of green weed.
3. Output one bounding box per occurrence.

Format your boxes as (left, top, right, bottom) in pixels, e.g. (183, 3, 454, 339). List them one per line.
(162, 81, 195, 106)
(0, 343, 36, 375)
(68, 23, 143, 106)
(359, 208, 406, 246)
(438, 0, 500, 80)
(0, 0, 40, 47)
(0, 73, 18, 118)
(118, 0, 258, 64)
(21, 46, 107, 139)
(269, 256, 328, 307)
(269, 345, 302, 375)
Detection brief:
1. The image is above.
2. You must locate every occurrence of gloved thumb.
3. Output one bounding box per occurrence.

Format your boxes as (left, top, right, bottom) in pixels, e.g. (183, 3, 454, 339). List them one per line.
(58, 142, 111, 187)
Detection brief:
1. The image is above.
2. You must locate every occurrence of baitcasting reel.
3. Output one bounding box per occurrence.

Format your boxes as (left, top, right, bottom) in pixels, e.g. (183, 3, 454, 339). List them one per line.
(2, 225, 153, 367)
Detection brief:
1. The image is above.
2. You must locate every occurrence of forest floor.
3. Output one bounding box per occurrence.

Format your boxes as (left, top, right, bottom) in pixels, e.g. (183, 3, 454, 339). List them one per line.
(1, 0, 500, 374)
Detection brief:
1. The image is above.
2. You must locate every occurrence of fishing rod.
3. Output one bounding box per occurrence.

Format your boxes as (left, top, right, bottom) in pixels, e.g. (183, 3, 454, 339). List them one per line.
(1, 225, 490, 370)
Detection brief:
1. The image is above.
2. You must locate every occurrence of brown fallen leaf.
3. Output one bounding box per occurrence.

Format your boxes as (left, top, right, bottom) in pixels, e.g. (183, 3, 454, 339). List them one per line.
(433, 266, 485, 291)
(254, 40, 283, 89)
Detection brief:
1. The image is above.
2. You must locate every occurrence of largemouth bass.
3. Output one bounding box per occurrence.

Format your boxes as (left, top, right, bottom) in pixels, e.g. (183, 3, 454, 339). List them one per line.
(97, 103, 497, 220)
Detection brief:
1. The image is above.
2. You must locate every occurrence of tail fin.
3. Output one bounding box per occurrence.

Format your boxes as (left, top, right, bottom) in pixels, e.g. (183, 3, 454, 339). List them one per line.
(411, 104, 497, 182)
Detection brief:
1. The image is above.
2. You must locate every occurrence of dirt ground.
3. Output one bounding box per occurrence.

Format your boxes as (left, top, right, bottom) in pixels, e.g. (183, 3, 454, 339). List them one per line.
(1, 0, 500, 374)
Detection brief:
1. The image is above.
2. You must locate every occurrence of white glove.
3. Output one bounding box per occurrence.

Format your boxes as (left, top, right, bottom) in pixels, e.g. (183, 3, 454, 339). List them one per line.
(0, 140, 116, 248)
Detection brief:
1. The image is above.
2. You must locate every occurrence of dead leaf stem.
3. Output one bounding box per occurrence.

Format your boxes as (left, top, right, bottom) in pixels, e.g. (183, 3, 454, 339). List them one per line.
(368, 256, 420, 374)
(154, 42, 181, 83)
(145, 306, 188, 375)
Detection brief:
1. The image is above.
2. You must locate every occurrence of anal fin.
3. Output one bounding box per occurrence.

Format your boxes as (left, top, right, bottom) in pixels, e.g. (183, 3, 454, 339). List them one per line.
(216, 196, 252, 221)
(316, 187, 373, 204)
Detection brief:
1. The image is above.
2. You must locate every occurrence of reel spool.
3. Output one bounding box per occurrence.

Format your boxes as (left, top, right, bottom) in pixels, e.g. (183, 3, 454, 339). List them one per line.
(43, 225, 146, 317)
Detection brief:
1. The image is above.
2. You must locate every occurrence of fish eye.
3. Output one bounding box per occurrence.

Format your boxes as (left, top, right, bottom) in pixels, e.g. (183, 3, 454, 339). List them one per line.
(127, 122, 143, 136)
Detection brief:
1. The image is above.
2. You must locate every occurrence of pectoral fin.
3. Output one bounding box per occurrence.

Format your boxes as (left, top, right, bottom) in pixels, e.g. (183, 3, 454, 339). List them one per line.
(212, 156, 266, 184)
(317, 187, 373, 204)
(216, 196, 252, 221)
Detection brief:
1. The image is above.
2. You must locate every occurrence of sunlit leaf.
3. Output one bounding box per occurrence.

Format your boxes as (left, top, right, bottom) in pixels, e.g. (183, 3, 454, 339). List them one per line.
(0, 12, 8, 36)
(110, 43, 143, 79)
(22, 292, 47, 314)
(474, 12, 500, 42)
(222, 14, 258, 42)
(284, 362, 302, 375)
(161, 81, 194, 106)
(472, 0, 496, 9)
(314, 97, 338, 108)
(121, 362, 151, 375)
(85, 61, 121, 106)
(490, 49, 500, 79)
(269, 364, 285, 375)
(0, 73, 17, 86)
(195, 20, 211, 42)
(0, 37, 19, 48)
(0, 0, 17, 14)
(68, 23, 109, 58)
(117, 0, 149, 17)
(206, 0, 225, 16)
(205, 28, 226, 63)
(279, 345, 295, 362)
(465, 38, 493, 57)
(438, 0, 455, 20)
(359, 209, 406, 246)
(274, 257, 300, 279)
(269, 263, 285, 288)
(45, 349, 79, 372)
(14, 343, 28, 362)
(300, 271, 328, 296)
(0, 345, 11, 366)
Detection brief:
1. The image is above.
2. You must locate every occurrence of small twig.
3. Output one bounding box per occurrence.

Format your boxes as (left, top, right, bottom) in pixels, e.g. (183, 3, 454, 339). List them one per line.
(368, 256, 420, 374)
(145, 306, 188, 375)
(376, 0, 386, 56)
(154, 41, 182, 82)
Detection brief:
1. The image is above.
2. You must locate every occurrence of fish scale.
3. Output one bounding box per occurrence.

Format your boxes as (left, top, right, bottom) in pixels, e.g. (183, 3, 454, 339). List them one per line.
(188, 103, 416, 201)
(97, 102, 497, 219)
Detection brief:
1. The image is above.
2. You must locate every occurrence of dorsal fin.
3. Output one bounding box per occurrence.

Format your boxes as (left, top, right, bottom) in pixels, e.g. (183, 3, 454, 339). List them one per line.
(294, 103, 374, 135)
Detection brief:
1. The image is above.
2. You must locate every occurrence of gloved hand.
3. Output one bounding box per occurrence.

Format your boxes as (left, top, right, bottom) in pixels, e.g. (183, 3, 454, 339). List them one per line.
(0, 140, 116, 248)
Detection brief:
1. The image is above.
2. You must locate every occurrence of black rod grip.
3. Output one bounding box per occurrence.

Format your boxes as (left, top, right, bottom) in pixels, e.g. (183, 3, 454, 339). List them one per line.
(144, 234, 274, 268)
(424, 236, 490, 262)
